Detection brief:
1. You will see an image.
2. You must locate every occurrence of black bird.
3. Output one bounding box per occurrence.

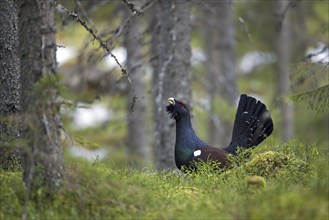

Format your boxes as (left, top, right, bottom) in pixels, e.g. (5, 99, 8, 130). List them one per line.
(166, 94, 273, 171)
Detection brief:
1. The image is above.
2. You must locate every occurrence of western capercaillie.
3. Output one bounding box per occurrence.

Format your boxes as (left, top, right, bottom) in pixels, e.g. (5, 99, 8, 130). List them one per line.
(166, 94, 273, 171)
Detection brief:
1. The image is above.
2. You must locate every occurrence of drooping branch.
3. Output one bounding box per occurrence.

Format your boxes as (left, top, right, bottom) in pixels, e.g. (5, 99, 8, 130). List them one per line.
(57, 4, 126, 74)
(57, 3, 137, 111)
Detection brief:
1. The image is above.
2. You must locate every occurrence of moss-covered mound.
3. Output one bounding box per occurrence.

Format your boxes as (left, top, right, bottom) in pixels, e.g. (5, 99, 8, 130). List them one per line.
(245, 151, 309, 178)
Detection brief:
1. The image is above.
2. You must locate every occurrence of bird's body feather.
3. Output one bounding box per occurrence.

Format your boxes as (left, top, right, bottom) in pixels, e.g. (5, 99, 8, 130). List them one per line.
(193, 146, 229, 169)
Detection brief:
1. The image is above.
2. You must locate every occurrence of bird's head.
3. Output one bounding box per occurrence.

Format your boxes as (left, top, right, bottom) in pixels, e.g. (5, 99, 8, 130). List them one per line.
(166, 97, 190, 120)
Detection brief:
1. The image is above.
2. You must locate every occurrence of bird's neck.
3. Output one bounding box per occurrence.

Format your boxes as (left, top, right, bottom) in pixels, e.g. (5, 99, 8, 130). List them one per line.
(174, 115, 206, 169)
(175, 116, 206, 149)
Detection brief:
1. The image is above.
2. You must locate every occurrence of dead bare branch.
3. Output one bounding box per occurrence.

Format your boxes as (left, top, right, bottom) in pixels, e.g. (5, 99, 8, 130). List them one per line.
(57, 3, 137, 111)
(121, 0, 142, 16)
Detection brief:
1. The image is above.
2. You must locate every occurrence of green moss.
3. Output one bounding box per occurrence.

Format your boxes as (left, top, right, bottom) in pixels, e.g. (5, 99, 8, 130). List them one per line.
(245, 150, 308, 178)
(0, 172, 24, 218)
(1, 143, 328, 219)
(247, 175, 266, 188)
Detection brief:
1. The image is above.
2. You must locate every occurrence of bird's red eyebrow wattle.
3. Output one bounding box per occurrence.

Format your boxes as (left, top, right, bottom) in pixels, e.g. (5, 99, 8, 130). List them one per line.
(178, 101, 185, 107)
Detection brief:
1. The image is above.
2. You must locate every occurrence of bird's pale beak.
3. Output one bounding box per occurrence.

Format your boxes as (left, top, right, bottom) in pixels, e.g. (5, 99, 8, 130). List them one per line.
(168, 97, 175, 105)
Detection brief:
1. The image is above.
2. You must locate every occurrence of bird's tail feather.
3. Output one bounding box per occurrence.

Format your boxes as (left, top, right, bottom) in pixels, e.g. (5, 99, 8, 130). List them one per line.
(224, 94, 273, 154)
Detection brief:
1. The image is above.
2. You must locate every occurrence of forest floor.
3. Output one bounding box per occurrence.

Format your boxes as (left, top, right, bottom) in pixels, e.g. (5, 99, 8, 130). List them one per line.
(1, 141, 328, 219)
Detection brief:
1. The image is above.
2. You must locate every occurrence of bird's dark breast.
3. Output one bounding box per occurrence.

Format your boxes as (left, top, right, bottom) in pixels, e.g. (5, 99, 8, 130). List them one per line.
(175, 146, 195, 169)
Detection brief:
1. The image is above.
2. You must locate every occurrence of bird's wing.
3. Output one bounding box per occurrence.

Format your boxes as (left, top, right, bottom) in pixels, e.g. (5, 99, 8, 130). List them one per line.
(192, 146, 229, 168)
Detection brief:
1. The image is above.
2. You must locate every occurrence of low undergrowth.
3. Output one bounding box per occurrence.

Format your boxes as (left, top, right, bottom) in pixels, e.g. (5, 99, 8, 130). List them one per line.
(0, 141, 328, 219)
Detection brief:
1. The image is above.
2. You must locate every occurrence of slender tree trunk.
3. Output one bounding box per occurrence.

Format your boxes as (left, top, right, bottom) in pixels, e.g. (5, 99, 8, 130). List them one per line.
(124, 8, 149, 167)
(276, 0, 294, 142)
(151, 0, 192, 169)
(18, 0, 65, 190)
(203, 1, 238, 146)
(0, 0, 21, 170)
(294, 1, 308, 61)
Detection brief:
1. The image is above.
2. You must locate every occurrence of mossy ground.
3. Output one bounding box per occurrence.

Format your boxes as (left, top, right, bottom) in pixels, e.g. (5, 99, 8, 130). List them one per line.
(0, 141, 328, 219)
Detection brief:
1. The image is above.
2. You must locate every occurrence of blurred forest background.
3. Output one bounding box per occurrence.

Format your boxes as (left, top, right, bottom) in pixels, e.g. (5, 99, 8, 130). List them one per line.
(0, 0, 328, 219)
(54, 0, 328, 169)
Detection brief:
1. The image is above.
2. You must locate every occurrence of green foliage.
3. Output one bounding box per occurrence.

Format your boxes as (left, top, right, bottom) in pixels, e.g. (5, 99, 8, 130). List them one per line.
(290, 84, 328, 116)
(181, 159, 225, 175)
(0, 172, 24, 219)
(290, 62, 329, 116)
(72, 136, 101, 149)
(32, 74, 67, 108)
(1, 141, 328, 219)
(0, 148, 21, 172)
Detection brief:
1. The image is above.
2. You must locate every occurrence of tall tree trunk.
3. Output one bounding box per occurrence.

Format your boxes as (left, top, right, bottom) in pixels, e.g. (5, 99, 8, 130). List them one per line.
(294, 1, 308, 62)
(203, 1, 238, 146)
(276, 0, 294, 142)
(0, 0, 21, 170)
(151, 0, 192, 169)
(18, 0, 65, 190)
(124, 8, 149, 168)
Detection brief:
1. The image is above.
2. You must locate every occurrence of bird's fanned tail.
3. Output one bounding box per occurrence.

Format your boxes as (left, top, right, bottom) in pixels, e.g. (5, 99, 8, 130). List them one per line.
(224, 94, 273, 154)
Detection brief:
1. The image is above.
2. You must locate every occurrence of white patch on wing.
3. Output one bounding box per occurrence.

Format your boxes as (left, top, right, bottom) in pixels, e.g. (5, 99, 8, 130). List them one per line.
(193, 150, 201, 157)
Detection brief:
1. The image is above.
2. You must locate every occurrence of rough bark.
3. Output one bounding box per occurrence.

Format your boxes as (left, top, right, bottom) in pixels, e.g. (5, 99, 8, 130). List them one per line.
(124, 8, 149, 167)
(151, 0, 192, 169)
(0, 0, 22, 170)
(203, 1, 238, 146)
(276, 0, 294, 142)
(18, 0, 65, 190)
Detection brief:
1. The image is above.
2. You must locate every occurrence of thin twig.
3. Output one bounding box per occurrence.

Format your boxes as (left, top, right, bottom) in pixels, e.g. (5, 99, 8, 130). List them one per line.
(58, 4, 126, 74)
(121, 0, 142, 16)
(57, 3, 137, 111)
(74, 0, 96, 27)
(105, 1, 155, 45)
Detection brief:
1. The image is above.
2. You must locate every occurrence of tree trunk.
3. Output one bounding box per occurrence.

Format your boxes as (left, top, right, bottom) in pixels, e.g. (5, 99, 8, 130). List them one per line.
(0, 0, 22, 170)
(203, 1, 238, 147)
(18, 0, 65, 190)
(124, 7, 149, 168)
(294, 1, 308, 62)
(276, 0, 294, 142)
(151, 0, 192, 169)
